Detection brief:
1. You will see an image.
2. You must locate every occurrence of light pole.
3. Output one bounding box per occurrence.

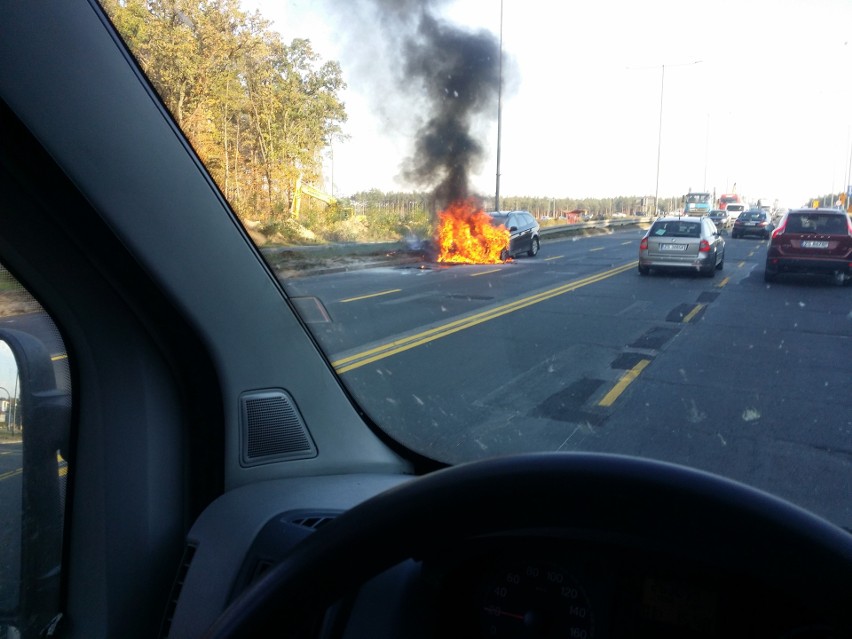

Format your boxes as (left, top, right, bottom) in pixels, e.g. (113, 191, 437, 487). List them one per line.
(643, 60, 703, 216)
(494, 0, 504, 213)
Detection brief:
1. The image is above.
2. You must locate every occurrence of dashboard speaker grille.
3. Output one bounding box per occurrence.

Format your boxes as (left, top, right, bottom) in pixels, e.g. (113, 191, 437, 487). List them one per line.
(241, 390, 316, 465)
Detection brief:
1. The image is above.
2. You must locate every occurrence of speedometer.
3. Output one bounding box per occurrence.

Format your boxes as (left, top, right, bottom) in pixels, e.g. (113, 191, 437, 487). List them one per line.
(480, 560, 594, 638)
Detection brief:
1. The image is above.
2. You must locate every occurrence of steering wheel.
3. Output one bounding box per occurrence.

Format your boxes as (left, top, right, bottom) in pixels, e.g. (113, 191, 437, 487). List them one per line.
(202, 453, 852, 638)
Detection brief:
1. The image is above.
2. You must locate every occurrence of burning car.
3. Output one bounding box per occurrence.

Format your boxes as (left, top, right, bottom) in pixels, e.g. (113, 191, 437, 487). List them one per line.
(488, 210, 541, 260)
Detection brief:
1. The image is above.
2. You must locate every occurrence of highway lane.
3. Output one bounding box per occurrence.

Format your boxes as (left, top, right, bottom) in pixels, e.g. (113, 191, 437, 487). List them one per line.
(282, 231, 852, 525)
(285, 229, 650, 357)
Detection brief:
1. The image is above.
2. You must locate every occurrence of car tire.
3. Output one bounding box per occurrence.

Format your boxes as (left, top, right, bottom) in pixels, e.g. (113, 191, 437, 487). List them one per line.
(499, 248, 509, 262)
(702, 265, 716, 278)
(527, 236, 540, 257)
(638, 264, 650, 275)
(716, 253, 724, 270)
(731, 231, 738, 239)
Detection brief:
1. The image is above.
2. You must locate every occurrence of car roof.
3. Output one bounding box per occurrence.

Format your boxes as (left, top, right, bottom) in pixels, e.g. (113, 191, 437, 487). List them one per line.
(787, 207, 846, 215)
(654, 215, 704, 223)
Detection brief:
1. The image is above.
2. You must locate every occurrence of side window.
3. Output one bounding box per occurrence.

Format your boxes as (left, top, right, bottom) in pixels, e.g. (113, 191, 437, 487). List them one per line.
(0, 264, 71, 638)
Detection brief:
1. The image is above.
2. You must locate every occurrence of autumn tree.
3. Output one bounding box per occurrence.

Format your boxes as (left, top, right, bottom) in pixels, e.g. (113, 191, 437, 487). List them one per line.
(101, 0, 346, 220)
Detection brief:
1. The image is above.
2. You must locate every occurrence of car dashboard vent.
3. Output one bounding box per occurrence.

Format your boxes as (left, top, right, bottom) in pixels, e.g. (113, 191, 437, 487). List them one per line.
(240, 389, 317, 465)
(159, 542, 197, 639)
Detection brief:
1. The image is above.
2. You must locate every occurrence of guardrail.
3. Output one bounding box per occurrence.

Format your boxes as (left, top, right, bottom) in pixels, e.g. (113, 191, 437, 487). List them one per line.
(539, 217, 653, 236)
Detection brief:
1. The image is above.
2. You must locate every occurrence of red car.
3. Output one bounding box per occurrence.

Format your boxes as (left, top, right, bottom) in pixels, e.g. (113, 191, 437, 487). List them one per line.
(764, 208, 852, 285)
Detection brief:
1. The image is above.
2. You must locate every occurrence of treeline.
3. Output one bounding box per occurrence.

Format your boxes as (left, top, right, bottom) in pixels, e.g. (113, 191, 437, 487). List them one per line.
(101, 0, 346, 221)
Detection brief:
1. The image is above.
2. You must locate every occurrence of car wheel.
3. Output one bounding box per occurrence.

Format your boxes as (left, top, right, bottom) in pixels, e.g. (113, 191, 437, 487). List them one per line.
(638, 264, 650, 275)
(499, 248, 509, 262)
(527, 236, 540, 257)
(716, 251, 724, 270)
(731, 231, 738, 239)
(702, 265, 716, 278)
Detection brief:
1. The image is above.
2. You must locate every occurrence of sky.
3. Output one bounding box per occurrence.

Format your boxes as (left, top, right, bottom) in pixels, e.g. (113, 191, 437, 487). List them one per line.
(244, 0, 852, 208)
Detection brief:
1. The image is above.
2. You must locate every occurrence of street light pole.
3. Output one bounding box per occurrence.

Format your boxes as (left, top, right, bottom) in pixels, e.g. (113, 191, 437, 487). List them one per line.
(653, 64, 665, 217)
(494, 0, 504, 213)
(644, 60, 703, 216)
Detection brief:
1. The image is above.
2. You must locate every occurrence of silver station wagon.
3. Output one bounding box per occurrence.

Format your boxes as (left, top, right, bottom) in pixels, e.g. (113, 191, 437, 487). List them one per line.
(638, 215, 726, 277)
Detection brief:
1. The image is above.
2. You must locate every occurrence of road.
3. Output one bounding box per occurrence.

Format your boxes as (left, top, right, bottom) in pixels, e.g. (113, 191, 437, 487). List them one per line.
(285, 228, 852, 525)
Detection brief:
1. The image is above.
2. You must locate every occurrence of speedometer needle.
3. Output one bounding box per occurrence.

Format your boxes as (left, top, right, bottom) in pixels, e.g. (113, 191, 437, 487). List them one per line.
(483, 605, 525, 621)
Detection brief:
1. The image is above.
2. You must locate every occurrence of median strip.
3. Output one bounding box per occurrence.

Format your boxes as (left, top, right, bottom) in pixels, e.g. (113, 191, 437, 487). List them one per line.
(333, 261, 637, 374)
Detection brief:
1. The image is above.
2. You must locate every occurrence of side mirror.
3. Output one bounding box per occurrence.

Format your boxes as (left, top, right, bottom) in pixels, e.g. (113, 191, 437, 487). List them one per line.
(0, 328, 70, 638)
(508, 226, 518, 233)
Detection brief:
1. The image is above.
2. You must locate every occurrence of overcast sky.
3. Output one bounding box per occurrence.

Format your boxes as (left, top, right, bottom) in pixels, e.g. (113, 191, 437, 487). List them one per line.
(246, 0, 852, 208)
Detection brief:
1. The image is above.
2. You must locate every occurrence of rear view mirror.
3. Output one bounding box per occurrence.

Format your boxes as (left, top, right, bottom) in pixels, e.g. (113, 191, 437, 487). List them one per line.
(0, 328, 70, 638)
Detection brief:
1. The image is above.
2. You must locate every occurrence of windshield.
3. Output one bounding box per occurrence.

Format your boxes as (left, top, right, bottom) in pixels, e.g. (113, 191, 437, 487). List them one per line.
(100, 0, 852, 528)
(685, 193, 711, 203)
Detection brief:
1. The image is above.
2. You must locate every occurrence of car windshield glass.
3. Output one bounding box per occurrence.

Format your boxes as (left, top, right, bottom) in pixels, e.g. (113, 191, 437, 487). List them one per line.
(98, 0, 852, 528)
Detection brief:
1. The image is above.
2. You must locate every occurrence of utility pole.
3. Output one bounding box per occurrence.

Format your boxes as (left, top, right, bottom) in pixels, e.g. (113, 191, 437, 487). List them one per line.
(494, 0, 504, 212)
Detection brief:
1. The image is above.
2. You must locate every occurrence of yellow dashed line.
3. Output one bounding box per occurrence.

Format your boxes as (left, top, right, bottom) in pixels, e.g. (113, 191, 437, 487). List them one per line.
(598, 359, 651, 407)
(470, 268, 501, 277)
(683, 303, 705, 323)
(339, 289, 401, 303)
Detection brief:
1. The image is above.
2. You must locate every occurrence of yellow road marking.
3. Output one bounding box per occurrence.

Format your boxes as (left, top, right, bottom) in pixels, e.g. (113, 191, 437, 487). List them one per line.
(715, 276, 730, 288)
(598, 359, 651, 407)
(0, 468, 23, 481)
(544, 255, 564, 261)
(683, 303, 705, 323)
(589, 247, 605, 252)
(333, 261, 637, 373)
(470, 268, 501, 277)
(339, 289, 401, 303)
(737, 261, 745, 268)
(52, 354, 67, 362)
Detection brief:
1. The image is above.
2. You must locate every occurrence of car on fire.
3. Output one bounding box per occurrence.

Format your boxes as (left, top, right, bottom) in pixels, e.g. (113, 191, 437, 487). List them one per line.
(488, 210, 541, 260)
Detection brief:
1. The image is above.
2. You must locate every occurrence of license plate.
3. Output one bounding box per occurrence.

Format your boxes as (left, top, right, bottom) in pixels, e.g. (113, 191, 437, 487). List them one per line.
(746, 222, 757, 226)
(801, 240, 829, 249)
(660, 244, 687, 251)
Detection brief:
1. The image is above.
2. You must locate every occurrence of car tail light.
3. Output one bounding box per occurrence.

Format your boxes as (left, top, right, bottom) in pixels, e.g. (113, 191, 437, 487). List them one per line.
(771, 219, 787, 239)
(847, 217, 852, 236)
(640, 237, 648, 250)
(699, 240, 711, 252)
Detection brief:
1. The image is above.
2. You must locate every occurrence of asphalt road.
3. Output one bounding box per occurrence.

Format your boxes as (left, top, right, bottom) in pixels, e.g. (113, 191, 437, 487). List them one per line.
(285, 228, 852, 526)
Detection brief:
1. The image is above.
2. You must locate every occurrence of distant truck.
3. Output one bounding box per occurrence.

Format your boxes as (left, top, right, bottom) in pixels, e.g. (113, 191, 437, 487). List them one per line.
(683, 191, 713, 215)
(717, 193, 743, 211)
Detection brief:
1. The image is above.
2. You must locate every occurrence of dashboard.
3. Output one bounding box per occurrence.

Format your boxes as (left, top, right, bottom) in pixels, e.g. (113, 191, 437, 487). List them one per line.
(230, 519, 843, 638)
(174, 457, 852, 639)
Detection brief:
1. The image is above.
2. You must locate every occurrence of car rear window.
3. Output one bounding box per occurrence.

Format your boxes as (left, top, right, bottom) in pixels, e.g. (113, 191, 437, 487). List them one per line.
(740, 211, 764, 221)
(786, 214, 847, 234)
(651, 221, 700, 238)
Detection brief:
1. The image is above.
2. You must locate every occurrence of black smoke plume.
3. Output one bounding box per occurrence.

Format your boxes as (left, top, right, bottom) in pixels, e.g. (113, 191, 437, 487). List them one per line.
(336, 0, 507, 209)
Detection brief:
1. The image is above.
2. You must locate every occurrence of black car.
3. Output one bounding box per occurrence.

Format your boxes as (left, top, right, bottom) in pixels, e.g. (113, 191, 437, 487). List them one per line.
(732, 209, 773, 239)
(488, 210, 541, 259)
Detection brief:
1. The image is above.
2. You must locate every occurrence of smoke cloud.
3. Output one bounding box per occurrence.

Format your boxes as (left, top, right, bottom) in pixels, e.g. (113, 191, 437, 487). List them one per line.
(330, 0, 510, 208)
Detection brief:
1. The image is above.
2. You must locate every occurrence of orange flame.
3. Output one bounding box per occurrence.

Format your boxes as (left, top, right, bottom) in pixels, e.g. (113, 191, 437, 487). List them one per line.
(436, 199, 510, 264)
